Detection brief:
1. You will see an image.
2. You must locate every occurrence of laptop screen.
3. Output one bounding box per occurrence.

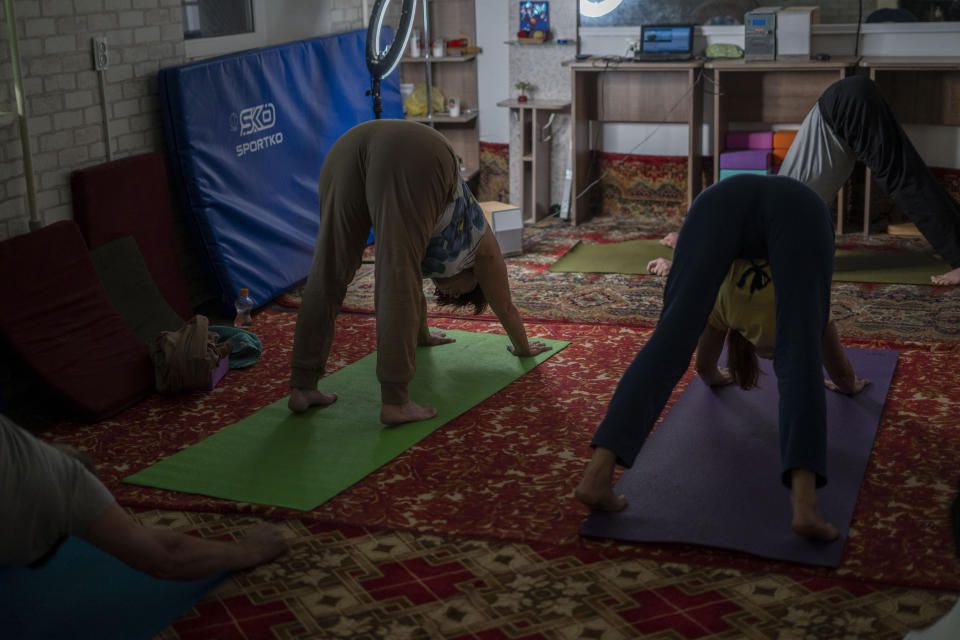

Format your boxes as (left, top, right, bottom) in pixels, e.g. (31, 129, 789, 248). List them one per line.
(640, 25, 693, 54)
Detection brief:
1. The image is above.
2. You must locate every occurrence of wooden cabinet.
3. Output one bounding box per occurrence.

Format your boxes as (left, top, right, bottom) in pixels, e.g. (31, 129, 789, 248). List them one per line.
(400, 0, 480, 181)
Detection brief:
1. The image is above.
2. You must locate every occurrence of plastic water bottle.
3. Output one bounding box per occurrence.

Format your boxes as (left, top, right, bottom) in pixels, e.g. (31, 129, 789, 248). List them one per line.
(234, 288, 254, 328)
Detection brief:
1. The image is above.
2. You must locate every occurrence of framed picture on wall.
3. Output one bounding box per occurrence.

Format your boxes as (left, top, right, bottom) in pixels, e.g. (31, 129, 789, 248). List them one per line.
(519, 1, 550, 38)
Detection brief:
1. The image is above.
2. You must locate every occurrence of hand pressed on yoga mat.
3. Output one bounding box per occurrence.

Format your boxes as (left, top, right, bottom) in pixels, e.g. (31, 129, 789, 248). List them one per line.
(508, 340, 552, 357)
(647, 257, 673, 276)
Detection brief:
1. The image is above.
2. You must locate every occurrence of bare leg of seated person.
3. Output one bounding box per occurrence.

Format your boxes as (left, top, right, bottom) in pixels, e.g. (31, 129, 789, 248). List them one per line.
(574, 447, 628, 512)
(288, 388, 338, 413)
(380, 400, 438, 425)
(931, 265, 960, 286)
(790, 468, 839, 541)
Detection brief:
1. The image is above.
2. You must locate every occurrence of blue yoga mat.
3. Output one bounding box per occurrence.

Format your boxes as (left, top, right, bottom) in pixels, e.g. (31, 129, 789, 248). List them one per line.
(581, 347, 899, 567)
(0, 537, 226, 640)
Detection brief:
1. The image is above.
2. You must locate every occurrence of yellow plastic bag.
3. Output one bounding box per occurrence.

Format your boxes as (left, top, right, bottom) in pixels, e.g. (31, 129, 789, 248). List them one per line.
(404, 83, 445, 116)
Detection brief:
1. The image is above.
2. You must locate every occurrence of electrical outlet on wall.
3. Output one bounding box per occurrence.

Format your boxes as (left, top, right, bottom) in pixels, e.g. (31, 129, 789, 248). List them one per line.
(92, 37, 109, 71)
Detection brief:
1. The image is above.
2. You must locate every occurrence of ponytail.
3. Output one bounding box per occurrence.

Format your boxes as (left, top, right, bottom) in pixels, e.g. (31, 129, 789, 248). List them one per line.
(727, 329, 760, 390)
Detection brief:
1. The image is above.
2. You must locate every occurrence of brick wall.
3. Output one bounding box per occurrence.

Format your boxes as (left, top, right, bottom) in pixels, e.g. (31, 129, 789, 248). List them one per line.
(327, 0, 404, 35)
(328, 0, 364, 33)
(0, 0, 185, 242)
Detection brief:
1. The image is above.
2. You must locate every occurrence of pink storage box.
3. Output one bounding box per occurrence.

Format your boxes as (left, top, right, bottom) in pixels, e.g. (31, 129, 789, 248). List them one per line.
(725, 131, 774, 150)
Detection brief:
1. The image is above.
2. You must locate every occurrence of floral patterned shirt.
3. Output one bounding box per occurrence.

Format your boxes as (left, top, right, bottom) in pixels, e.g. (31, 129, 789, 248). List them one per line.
(420, 177, 488, 278)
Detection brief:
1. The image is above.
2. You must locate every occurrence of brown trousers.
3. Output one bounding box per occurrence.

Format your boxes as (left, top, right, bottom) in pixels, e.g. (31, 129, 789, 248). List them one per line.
(289, 120, 458, 404)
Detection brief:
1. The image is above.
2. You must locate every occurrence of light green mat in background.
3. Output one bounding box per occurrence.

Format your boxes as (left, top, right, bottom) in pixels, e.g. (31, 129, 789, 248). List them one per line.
(124, 330, 568, 511)
(832, 249, 949, 284)
(549, 239, 673, 275)
(549, 240, 949, 285)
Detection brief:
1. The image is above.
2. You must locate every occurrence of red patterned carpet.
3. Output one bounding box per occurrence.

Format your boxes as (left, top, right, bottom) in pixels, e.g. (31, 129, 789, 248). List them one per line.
(40, 308, 960, 638)
(38, 160, 960, 638)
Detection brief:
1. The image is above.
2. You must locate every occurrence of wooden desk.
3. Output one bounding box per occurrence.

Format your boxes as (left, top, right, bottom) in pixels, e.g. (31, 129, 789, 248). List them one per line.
(568, 59, 704, 225)
(497, 99, 570, 224)
(859, 56, 960, 235)
(705, 57, 858, 233)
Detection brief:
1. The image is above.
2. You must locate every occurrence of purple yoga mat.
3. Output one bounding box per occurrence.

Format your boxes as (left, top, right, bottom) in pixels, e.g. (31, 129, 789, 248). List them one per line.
(719, 149, 772, 170)
(581, 347, 899, 567)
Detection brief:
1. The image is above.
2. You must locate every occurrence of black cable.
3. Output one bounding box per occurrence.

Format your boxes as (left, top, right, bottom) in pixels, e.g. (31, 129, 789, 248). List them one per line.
(854, 0, 863, 57)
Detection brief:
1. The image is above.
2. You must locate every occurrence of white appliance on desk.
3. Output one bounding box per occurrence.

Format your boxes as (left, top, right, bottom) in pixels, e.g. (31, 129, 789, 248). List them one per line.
(777, 6, 819, 59)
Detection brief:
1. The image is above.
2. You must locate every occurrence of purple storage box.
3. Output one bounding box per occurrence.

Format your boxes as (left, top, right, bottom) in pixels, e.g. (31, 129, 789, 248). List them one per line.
(719, 149, 772, 170)
(726, 131, 774, 150)
(207, 356, 229, 390)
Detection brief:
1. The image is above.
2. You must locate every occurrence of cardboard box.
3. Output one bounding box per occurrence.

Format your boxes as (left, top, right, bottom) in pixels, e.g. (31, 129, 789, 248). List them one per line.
(480, 201, 524, 256)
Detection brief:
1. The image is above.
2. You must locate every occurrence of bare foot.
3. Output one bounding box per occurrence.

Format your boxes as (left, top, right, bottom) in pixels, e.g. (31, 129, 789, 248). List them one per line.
(242, 522, 289, 565)
(647, 257, 673, 277)
(574, 447, 628, 512)
(790, 469, 839, 541)
(288, 388, 338, 413)
(791, 498, 840, 541)
(380, 400, 438, 425)
(660, 232, 679, 249)
(931, 266, 960, 286)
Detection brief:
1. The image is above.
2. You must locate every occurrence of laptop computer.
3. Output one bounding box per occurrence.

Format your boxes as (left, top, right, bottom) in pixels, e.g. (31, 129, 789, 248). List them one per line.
(633, 24, 694, 62)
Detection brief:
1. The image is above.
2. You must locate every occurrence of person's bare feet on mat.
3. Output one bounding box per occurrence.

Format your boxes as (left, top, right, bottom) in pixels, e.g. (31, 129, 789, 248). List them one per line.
(575, 447, 628, 512)
(931, 266, 960, 286)
(790, 469, 839, 541)
(791, 502, 839, 541)
(381, 400, 437, 425)
(288, 388, 338, 412)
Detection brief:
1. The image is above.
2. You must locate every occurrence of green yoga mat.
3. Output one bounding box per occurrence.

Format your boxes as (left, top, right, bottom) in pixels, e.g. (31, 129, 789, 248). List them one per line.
(125, 330, 568, 511)
(550, 240, 949, 285)
(832, 248, 949, 284)
(549, 239, 672, 274)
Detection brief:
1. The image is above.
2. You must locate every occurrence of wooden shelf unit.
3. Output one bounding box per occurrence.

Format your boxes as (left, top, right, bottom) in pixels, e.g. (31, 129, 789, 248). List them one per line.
(705, 57, 858, 233)
(497, 99, 570, 224)
(568, 59, 704, 225)
(400, 0, 480, 181)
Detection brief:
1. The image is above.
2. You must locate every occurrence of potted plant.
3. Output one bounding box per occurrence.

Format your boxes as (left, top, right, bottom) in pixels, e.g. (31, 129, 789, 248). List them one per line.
(515, 80, 533, 103)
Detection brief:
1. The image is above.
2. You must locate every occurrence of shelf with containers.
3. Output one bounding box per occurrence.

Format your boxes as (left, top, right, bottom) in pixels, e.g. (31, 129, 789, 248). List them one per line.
(399, 0, 480, 183)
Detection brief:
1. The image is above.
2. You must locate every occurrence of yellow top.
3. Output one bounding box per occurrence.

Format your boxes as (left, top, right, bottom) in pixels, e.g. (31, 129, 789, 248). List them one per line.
(708, 259, 776, 353)
(708, 259, 832, 355)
